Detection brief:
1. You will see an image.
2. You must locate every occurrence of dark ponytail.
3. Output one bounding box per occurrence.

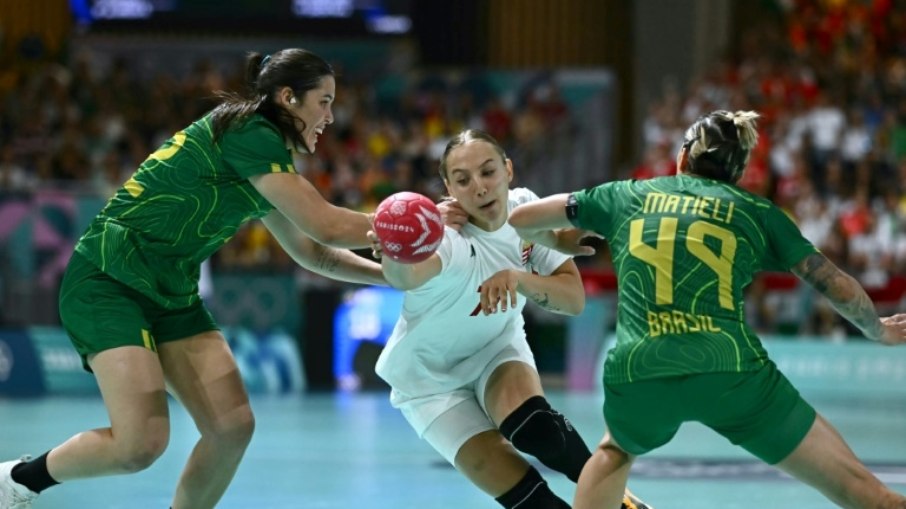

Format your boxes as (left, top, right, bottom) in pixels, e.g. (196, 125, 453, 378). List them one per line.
(209, 49, 334, 147)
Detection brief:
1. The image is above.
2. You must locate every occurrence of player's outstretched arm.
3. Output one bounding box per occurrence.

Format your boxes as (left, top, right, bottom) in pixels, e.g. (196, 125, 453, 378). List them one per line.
(792, 252, 906, 344)
(367, 230, 442, 290)
(509, 194, 595, 257)
(478, 259, 585, 316)
(380, 255, 442, 291)
(263, 211, 386, 286)
(250, 172, 372, 249)
(521, 259, 585, 315)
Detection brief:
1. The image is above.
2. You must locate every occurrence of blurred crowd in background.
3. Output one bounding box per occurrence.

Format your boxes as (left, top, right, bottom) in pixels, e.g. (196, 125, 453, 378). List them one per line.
(2, 0, 906, 336)
(638, 0, 906, 334)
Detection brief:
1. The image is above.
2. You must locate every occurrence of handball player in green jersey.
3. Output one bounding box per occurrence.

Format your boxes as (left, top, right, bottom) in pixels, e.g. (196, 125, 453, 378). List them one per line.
(509, 110, 906, 509)
(0, 49, 385, 509)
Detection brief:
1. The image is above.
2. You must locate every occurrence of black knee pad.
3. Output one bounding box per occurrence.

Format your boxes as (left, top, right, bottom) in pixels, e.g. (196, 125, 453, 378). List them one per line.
(500, 396, 591, 482)
(500, 396, 567, 459)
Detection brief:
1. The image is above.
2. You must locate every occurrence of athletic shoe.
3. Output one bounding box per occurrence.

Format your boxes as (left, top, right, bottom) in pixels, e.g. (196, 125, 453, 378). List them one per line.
(622, 488, 654, 509)
(0, 456, 38, 509)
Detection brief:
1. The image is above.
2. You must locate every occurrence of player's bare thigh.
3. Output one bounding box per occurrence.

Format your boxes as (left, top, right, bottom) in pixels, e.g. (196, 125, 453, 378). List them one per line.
(158, 331, 253, 436)
(482, 360, 544, 425)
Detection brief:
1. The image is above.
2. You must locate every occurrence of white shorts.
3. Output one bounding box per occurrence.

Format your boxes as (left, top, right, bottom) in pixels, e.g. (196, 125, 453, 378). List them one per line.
(392, 342, 536, 464)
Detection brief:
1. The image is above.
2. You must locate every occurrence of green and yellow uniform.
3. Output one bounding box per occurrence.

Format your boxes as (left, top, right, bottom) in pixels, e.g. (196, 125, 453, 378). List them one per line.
(60, 114, 297, 367)
(570, 174, 818, 463)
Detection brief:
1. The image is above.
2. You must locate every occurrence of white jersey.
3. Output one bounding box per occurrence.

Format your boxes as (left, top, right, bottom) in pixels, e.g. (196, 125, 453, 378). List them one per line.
(375, 188, 571, 403)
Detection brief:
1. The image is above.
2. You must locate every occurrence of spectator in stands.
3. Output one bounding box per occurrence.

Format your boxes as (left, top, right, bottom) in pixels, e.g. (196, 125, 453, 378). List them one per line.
(510, 110, 906, 509)
(0, 48, 386, 509)
(0, 145, 34, 192)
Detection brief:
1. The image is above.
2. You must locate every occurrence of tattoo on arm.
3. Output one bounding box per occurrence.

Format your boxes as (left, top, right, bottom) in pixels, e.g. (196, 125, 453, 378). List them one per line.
(794, 253, 882, 339)
(528, 291, 562, 313)
(315, 247, 341, 273)
(797, 254, 833, 293)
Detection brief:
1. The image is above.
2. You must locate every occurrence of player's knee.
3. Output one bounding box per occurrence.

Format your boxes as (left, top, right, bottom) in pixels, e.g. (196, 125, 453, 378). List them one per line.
(204, 408, 256, 449)
(115, 436, 168, 473)
(598, 440, 632, 468)
(500, 396, 568, 460)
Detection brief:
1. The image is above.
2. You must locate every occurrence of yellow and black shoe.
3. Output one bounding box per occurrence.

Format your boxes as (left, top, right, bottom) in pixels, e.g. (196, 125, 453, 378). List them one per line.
(621, 488, 653, 509)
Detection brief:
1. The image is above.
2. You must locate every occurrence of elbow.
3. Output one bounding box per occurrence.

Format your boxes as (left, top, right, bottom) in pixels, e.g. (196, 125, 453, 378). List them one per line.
(563, 294, 585, 316)
(393, 280, 420, 291)
(387, 277, 423, 292)
(384, 269, 423, 291)
(546, 290, 584, 316)
(507, 209, 528, 230)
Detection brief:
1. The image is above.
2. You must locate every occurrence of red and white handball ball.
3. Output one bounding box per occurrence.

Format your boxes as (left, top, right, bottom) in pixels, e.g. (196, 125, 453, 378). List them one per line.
(373, 192, 444, 264)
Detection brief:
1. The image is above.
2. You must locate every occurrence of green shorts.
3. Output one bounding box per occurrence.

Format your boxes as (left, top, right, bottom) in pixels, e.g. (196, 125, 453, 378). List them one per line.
(603, 360, 816, 464)
(59, 252, 218, 372)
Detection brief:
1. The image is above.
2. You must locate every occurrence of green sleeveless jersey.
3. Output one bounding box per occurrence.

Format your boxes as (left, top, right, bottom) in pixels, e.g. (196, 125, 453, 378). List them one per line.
(571, 175, 818, 384)
(75, 114, 297, 309)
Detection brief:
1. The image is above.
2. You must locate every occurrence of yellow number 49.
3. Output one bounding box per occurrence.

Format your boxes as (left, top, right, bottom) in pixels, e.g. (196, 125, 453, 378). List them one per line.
(629, 217, 737, 310)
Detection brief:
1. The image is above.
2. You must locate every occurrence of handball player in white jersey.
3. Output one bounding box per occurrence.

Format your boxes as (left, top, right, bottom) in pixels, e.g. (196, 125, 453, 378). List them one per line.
(369, 129, 650, 509)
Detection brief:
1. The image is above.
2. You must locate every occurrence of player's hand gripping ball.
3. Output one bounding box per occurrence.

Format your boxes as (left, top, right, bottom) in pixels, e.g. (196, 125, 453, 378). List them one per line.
(373, 192, 444, 263)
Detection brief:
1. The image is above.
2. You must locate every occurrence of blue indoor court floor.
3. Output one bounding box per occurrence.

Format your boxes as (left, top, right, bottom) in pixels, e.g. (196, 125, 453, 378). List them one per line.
(2, 389, 905, 508)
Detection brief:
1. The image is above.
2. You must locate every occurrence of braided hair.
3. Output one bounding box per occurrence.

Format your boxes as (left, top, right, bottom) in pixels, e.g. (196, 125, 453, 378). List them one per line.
(682, 110, 760, 184)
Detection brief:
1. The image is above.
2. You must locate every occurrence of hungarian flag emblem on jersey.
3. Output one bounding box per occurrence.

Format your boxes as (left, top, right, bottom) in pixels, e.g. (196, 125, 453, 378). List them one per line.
(521, 240, 533, 265)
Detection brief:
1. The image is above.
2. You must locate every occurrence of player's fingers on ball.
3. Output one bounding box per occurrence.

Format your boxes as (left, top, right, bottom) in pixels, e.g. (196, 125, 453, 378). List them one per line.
(509, 286, 518, 309)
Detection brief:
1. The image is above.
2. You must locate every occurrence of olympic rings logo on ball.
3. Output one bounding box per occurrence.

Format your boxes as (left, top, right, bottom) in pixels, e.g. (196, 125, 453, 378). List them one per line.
(373, 192, 444, 264)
